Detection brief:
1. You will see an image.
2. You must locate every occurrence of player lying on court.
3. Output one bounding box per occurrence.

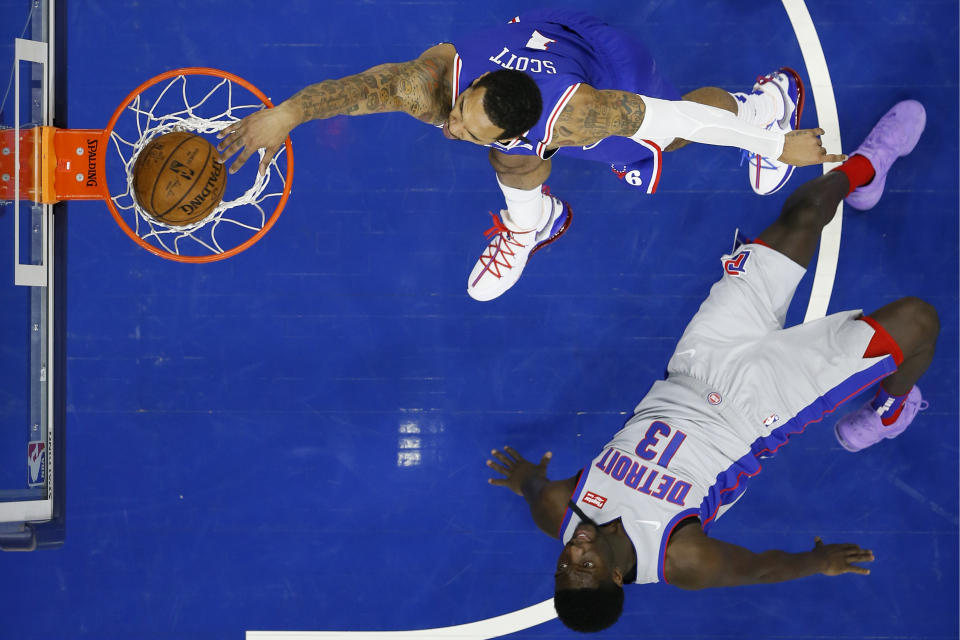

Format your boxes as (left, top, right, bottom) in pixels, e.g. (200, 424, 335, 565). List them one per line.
(485, 101, 935, 632)
(216, 10, 845, 302)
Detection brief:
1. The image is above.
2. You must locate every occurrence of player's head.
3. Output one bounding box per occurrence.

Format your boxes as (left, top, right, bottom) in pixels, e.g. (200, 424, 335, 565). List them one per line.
(553, 522, 625, 632)
(554, 583, 624, 633)
(443, 70, 542, 145)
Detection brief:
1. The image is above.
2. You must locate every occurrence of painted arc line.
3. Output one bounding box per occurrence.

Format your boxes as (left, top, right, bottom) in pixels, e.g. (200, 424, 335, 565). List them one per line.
(781, 0, 844, 323)
(247, 2, 840, 638)
(246, 599, 557, 640)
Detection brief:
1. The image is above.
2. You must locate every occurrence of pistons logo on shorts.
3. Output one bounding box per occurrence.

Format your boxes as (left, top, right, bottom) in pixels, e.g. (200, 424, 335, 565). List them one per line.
(723, 250, 751, 276)
(707, 392, 722, 406)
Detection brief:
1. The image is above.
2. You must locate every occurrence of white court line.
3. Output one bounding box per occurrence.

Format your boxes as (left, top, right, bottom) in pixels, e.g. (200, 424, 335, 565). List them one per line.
(247, 599, 557, 640)
(248, 2, 840, 638)
(782, 0, 844, 322)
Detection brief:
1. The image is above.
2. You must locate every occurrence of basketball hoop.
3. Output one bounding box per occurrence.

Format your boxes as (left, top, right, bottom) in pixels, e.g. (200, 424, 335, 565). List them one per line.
(0, 67, 293, 263)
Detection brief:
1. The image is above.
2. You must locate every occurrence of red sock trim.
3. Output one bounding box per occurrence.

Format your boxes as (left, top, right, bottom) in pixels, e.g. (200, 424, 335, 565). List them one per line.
(860, 316, 905, 366)
(830, 155, 876, 196)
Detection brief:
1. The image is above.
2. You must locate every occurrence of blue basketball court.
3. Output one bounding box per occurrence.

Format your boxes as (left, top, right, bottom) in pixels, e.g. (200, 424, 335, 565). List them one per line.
(0, 1, 956, 638)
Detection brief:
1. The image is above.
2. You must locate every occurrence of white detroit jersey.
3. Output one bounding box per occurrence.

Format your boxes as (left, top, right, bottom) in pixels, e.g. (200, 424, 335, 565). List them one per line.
(559, 243, 899, 584)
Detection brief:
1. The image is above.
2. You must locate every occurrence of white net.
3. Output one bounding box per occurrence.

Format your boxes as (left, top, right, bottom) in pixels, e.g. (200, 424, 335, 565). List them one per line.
(106, 72, 290, 259)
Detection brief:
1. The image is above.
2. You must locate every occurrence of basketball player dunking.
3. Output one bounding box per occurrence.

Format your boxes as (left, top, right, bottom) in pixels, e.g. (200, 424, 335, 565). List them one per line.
(216, 10, 845, 301)
(485, 101, 935, 632)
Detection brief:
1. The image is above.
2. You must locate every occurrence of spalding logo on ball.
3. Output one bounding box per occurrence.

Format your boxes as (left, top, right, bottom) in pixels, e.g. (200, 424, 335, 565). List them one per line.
(132, 131, 227, 226)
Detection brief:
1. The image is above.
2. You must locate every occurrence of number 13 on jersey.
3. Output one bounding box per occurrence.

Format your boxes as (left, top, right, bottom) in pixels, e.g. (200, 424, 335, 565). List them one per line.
(635, 421, 687, 469)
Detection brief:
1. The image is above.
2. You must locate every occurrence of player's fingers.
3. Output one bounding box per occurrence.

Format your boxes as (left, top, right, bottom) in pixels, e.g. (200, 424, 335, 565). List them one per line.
(217, 137, 243, 159)
(229, 149, 254, 175)
(538, 451, 553, 468)
(488, 477, 508, 486)
(259, 145, 280, 176)
(812, 127, 825, 136)
(216, 122, 241, 140)
(848, 549, 874, 561)
(502, 445, 523, 462)
(824, 153, 848, 163)
(491, 449, 514, 467)
(845, 565, 871, 575)
(486, 459, 509, 476)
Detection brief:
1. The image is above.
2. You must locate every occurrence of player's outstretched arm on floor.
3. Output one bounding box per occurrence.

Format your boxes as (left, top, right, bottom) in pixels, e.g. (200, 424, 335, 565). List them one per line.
(486, 446, 578, 539)
(549, 85, 844, 166)
(216, 44, 454, 174)
(664, 524, 874, 590)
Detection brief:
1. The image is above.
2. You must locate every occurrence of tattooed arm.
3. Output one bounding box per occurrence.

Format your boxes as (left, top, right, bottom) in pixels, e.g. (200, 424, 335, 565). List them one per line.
(283, 43, 454, 124)
(217, 43, 455, 174)
(548, 85, 645, 149)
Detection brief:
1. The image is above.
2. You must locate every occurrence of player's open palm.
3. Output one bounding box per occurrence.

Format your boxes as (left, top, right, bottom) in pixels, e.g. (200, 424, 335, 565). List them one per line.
(486, 446, 551, 496)
(217, 103, 299, 175)
(779, 128, 847, 167)
(813, 536, 875, 576)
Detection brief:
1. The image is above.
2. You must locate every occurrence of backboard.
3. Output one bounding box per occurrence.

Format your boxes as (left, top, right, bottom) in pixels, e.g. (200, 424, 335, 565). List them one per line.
(0, 0, 66, 551)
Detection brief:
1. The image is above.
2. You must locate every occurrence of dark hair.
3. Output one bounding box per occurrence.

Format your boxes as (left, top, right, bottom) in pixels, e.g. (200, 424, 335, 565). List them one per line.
(474, 69, 542, 140)
(554, 583, 625, 633)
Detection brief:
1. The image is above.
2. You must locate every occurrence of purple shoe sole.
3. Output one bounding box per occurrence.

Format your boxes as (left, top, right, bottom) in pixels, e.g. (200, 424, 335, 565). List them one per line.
(846, 100, 926, 211)
(835, 386, 926, 452)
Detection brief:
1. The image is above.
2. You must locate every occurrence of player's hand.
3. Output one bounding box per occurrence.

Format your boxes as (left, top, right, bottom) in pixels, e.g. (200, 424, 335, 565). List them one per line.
(812, 536, 874, 576)
(778, 128, 847, 166)
(486, 446, 551, 496)
(216, 102, 300, 175)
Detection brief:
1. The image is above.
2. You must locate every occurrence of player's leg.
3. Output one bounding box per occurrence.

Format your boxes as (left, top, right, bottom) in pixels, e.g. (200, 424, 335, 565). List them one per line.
(758, 100, 927, 268)
(662, 88, 737, 151)
(490, 150, 551, 191)
(756, 170, 850, 268)
(864, 298, 939, 395)
(835, 298, 939, 452)
(466, 151, 571, 301)
(656, 71, 803, 196)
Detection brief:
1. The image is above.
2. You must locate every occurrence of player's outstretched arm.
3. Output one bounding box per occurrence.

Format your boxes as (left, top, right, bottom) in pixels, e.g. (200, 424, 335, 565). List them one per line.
(486, 446, 578, 539)
(664, 524, 874, 590)
(549, 85, 845, 167)
(216, 44, 455, 174)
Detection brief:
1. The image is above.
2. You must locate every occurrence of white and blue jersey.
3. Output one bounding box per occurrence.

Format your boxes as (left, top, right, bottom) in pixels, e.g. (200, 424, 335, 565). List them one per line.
(559, 242, 900, 584)
(449, 10, 681, 194)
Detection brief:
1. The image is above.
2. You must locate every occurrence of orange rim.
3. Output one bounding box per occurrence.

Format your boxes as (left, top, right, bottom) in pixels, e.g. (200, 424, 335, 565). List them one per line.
(102, 67, 294, 263)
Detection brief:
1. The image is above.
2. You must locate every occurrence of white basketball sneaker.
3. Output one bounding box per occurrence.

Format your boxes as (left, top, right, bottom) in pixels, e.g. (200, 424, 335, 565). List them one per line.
(466, 187, 571, 302)
(739, 67, 805, 195)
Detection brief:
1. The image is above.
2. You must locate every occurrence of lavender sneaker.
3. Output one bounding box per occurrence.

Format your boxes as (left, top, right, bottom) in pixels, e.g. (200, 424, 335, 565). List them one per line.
(846, 100, 926, 211)
(835, 386, 928, 452)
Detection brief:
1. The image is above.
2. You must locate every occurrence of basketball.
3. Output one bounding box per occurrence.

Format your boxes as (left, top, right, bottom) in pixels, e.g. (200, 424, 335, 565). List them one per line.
(132, 131, 227, 226)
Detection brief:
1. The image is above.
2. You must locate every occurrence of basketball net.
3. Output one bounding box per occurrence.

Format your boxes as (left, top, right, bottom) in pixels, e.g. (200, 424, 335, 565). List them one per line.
(0, 67, 293, 263)
(111, 73, 287, 257)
